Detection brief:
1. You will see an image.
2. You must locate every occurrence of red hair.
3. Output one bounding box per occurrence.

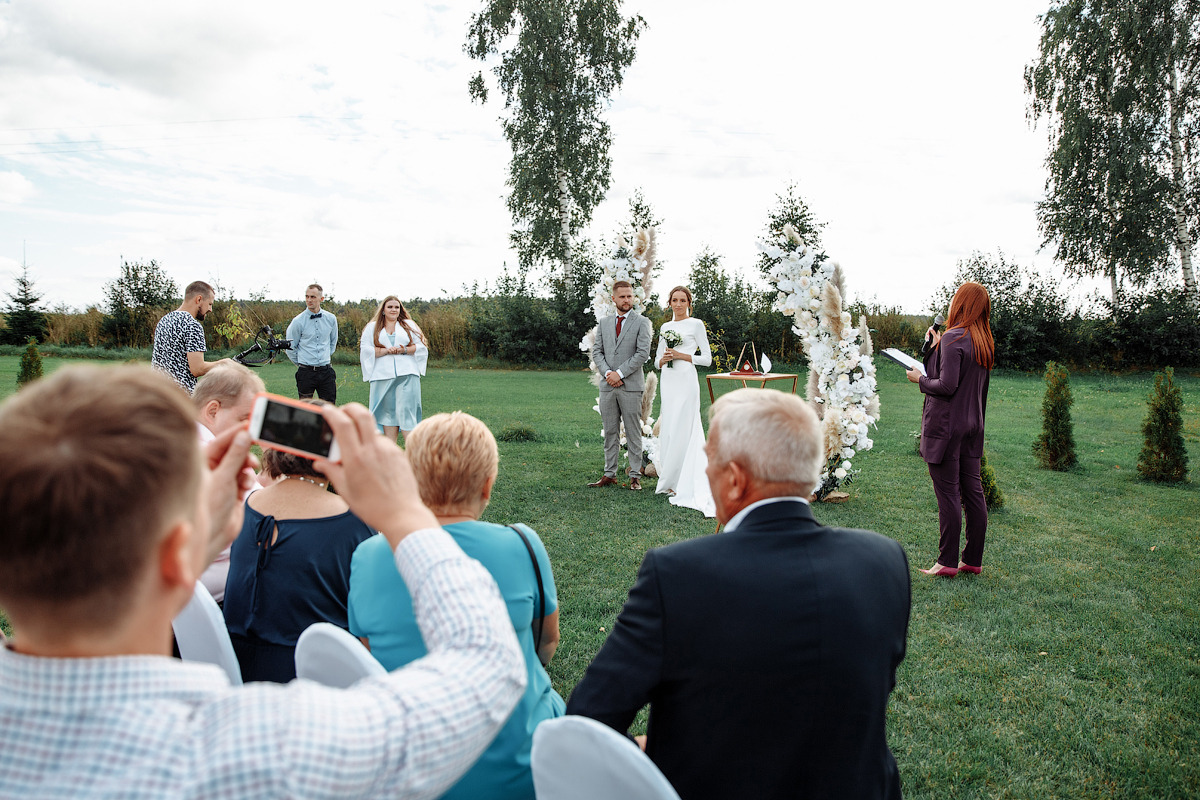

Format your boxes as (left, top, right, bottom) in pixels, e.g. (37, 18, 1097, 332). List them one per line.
(943, 282, 994, 369)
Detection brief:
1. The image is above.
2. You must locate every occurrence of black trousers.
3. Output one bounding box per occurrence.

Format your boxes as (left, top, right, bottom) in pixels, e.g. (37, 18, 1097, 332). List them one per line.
(295, 364, 337, 403)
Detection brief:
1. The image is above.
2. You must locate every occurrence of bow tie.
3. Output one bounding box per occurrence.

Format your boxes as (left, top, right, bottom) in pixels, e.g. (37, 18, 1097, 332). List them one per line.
(309, 313, 322, 319)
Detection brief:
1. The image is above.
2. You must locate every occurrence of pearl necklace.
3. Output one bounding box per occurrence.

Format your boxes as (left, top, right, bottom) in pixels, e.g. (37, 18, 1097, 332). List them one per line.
(280, 474, 328, 490)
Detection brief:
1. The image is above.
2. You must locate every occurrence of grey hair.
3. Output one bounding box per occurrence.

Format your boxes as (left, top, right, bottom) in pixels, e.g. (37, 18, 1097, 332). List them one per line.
(708, 388, 822, 492)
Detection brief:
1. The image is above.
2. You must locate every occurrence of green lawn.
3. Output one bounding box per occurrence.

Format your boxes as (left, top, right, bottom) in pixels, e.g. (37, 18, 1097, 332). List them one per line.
(1, 357, 1198, 798)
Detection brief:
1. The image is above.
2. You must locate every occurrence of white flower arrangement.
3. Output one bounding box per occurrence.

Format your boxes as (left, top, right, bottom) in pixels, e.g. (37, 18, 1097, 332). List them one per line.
(661, 328, 683, 368)
(760, 224, 880, 498)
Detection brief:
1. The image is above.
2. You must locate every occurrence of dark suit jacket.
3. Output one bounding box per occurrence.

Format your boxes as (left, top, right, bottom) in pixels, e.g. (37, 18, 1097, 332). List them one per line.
(918, 327, 990, 464)
(567, 500, 911, 800)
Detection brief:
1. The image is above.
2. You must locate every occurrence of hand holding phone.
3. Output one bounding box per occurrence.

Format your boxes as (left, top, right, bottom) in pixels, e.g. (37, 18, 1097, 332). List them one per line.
(248, 393, 341, 463)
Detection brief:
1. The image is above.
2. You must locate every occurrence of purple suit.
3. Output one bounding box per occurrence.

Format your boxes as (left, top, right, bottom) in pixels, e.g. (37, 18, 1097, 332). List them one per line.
(918, 328, 990, 569)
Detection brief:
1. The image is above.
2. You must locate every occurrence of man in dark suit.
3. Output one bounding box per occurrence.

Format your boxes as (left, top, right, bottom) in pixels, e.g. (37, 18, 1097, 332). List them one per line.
(567, 388, 911, 800)
(588, 280, 653, 490)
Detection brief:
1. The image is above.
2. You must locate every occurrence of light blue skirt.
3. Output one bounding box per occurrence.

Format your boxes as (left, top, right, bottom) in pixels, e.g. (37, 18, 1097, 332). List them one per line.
(369, 375, 422, 431)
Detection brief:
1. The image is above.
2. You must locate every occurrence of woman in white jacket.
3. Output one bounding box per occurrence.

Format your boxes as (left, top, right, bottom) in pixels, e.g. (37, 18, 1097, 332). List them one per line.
(359, 296, 429, 442)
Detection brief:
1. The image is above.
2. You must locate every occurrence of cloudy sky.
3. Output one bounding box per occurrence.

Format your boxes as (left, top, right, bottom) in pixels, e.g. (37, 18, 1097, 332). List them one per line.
(0, 0, 1079, 313)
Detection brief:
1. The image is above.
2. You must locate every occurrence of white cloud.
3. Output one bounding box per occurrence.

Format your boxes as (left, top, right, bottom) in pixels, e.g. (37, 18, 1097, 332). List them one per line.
(0, 0, 1061, 312)
(0, 171, 35, 204)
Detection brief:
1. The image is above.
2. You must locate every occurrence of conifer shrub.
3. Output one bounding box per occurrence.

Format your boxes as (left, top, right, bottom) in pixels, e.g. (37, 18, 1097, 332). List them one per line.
(980, 451, 1005, 509)
(1137, 368, 1189, 483)
(1033, 361, 1077, 471)
(17, 337, 44, 387)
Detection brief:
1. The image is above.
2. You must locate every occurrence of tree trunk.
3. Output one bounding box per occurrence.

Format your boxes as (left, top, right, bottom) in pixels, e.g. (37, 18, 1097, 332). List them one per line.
(1110, 262, 1119, 303)
(556, 169, 573, 286)
(1169, 69, 1200, 307)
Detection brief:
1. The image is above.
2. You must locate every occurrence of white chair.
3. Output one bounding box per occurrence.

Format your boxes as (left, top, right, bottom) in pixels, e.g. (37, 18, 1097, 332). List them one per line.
(294, 622, 386, 688)
(531, 715, 682, 800)
(172, 581, 242, 685)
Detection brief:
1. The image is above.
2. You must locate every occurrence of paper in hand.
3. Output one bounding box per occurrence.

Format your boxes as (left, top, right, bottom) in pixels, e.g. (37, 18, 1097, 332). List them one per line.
(881, 348, 925, 376)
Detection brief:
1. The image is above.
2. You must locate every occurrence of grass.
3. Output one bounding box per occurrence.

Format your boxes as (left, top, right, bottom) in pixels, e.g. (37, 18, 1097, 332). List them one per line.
(1, 356, 1198, 798)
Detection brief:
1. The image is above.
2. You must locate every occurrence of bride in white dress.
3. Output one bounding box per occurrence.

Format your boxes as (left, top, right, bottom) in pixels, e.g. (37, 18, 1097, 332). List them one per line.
(654, 286, 716, 517)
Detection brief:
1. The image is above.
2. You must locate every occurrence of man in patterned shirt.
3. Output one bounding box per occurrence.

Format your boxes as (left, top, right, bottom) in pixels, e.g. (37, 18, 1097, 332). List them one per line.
(0, 365, 526, 799)
(152, 280, 232, 394)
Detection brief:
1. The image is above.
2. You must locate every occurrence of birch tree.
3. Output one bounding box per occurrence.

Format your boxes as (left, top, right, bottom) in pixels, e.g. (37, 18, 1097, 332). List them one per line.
(1025, 0, 1200, 305)
(466, 0, 645, 276)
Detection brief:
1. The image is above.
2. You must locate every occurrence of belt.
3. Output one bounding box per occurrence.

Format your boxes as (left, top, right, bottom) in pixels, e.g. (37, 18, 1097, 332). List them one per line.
(298, 363, 331, 370)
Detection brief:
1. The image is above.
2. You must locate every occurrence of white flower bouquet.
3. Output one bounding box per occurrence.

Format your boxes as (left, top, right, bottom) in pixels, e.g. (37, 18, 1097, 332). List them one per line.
(661, 329, 683, 368)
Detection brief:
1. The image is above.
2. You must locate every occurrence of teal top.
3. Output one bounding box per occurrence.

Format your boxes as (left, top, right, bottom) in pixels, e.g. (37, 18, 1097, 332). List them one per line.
(348, 521, 564, 800)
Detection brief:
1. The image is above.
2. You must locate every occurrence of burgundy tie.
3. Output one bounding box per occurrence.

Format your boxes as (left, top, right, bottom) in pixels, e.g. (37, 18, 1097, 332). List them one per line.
(615, 315, 624, 338)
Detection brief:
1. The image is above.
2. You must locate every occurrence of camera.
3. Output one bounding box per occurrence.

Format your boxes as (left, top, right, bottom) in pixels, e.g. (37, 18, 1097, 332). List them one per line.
(234, 326, 293, 366)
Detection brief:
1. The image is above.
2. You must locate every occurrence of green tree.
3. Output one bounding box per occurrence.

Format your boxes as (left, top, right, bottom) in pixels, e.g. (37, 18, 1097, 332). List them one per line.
(102, 259, 179, 348)
(1025, 0, 1200, 305)
(1033, 361, 1079, 471)
(1138, 367, 1190, 481)
(757, 182, 826, 278)
(466, 0, 645, 275)
(17, 338, 43, 387)
(1, 264, 49, 345)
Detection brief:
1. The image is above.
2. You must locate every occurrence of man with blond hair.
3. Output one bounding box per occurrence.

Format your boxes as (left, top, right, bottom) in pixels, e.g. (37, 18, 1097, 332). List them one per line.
(568, 388, 911, 800)
(152, 280, 232, 394)
(192, 362, 265, 603)
(0, 364, 525, 798)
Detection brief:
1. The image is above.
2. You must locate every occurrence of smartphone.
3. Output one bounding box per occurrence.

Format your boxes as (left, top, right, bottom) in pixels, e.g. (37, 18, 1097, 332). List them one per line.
(247, 393, 341, 463)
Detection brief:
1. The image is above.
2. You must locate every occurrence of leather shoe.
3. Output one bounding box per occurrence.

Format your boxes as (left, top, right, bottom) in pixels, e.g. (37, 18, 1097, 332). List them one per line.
(920, 563, 959, 577)
(587, 476, 618, 488)
(629, 478, 642, 491)
(957, 562, 983, 574)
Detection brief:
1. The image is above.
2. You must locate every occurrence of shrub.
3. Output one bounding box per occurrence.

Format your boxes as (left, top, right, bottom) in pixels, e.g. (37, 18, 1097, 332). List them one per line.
(1137, 367, 1190, 483)
(980, 451, 1005, 509)
(17, 338, 44, 387)
(497, 423, 539, 442)
(1081, 287, 1200, 370)
(1033, 361, 1078, 471)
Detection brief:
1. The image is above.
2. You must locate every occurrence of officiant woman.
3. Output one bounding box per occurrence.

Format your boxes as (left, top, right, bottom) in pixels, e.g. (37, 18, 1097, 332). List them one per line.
(906, 281, 994, 577)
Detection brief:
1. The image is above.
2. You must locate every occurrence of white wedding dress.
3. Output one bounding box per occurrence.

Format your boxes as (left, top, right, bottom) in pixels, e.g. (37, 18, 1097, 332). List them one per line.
(654, 317, 716, 517)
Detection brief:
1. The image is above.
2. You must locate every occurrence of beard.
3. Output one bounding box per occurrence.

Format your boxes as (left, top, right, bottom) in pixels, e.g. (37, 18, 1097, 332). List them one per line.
(195, 310, 207, 322)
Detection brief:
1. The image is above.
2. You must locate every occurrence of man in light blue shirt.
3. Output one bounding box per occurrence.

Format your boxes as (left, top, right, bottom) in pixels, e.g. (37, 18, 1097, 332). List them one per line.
(285, 283, 340, 402)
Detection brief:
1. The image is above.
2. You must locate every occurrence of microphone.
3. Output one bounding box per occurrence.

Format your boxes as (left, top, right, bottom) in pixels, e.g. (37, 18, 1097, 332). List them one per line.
(919, 313, 946, 358)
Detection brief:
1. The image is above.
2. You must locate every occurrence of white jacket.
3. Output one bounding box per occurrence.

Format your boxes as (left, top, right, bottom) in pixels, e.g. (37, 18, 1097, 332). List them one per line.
(360, 320, 428, 381)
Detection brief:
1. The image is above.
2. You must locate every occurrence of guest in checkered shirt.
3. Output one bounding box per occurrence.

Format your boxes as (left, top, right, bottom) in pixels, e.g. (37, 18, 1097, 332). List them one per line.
(0, 364, 526, 799)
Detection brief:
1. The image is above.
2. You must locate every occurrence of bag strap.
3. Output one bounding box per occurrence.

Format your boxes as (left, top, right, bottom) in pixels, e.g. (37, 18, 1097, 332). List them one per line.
(509, 524, 546, 660)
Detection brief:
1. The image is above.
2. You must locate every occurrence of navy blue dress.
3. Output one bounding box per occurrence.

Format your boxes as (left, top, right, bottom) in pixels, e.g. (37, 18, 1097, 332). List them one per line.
(223, 502, 374, 683)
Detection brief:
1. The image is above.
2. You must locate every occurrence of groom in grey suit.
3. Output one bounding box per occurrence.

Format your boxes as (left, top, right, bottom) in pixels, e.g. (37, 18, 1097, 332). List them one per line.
(589, 280, 653, 490)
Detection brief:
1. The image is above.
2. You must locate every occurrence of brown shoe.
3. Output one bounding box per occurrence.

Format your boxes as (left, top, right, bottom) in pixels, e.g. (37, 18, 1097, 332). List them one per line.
(629, 478, 642, 491)
(588, 475, 618, 488)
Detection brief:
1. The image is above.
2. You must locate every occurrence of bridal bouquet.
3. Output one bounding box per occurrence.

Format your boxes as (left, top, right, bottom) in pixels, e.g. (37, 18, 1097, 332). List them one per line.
(661, 329, 683, 368)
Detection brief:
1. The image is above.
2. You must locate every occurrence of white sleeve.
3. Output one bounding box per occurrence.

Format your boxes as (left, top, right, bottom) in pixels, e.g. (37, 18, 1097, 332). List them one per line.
(359, 323, 376, 382)
(693, 319, 713, 368)
(654, 326, 666, 370)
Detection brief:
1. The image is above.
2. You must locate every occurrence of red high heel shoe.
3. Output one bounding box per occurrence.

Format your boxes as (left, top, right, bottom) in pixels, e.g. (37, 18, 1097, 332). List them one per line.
(957, 562, 982, 574)
(920, 563, 959, 577)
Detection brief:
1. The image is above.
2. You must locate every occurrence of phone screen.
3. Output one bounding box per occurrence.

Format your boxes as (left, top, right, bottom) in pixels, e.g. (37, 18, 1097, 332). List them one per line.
(258, 398, 335, 458)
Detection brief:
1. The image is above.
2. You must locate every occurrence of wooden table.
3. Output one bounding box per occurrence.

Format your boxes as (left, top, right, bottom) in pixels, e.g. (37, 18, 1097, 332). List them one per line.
(705, 372, 799, 404)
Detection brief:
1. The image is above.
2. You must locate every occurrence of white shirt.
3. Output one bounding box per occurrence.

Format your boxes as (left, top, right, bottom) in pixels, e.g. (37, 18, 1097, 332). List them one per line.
(360, 320, 429, 381)
(722, 496, 811, 532)
(0, 528, 526, 799)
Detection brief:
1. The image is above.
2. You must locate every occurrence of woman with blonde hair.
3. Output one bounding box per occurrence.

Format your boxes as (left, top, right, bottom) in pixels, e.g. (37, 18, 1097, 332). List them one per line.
(359, 295, 428, 442)
(348, 411, 563, 800)
(906, 281, 995, 577)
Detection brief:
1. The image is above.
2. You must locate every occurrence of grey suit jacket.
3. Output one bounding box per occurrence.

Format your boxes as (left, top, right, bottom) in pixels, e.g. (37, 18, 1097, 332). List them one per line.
(593, 312, 652, 393)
